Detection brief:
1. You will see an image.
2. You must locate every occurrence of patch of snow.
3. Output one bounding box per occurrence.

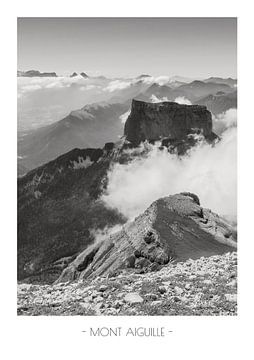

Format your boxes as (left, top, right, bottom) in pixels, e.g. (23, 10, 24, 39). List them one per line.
(72, 156, 93, 169)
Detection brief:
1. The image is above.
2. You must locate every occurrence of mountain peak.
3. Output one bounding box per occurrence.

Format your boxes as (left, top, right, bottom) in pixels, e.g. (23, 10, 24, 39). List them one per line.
(136, 74, 151, 79)
(80, 72, 89, 78)
(70, 72, 78, 77)
(57, 192, 236, 283)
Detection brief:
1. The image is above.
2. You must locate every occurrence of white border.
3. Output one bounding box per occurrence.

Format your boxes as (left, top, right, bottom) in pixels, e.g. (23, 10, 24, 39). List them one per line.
(1, 1, 253, 359)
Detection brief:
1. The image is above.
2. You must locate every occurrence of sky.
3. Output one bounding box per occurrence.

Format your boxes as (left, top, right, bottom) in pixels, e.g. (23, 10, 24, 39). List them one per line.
(17, 18, 237, 78)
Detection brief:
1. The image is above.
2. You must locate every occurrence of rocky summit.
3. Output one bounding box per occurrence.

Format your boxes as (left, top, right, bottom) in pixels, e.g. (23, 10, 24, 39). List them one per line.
(57, 193, 236, 283)
(124, 99, 217, 146)
(17, 252, 237, 316)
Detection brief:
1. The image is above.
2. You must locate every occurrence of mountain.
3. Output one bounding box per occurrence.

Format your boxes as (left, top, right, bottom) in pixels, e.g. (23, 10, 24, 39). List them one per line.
(18, 100, 222, 284)
(107, 80, 151, 103)
(58, 193, 236, 283)
(175, 81, 234, 101)
(70, 72, 78, 77)
(69, 72, 89, 78)
(168, 75, 195, 83)
(17, 70, 57, 77)
(18, 144, 127, 283)
(18, 101, 129, 171)
(124, 99, 217, 151)
(194, 91, 237, 115)
(80, 72, 89, 78)
(136, 83, 173, 101)
(136, 80, 235, 103)
(136, 74, 151, 79)
(203, 77, 237, 88)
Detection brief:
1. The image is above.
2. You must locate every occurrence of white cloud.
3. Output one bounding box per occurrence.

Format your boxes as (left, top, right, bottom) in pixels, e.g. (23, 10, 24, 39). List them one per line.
(150, 94, 169, 103)
(101, 127, 237, 222)
(89, 224, 123, 244)
(17, 76, 102, 97)
(104, 80, 131, 92)
(119, 109, 131, 124)
(213, 108, 237, 135)
(174, 96, 192, 105)
(142, 75, 170, 86)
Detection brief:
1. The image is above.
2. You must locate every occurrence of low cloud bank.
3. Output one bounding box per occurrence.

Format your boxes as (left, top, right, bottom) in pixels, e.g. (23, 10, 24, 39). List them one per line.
(89, 224, 123, 244)
(213, 108, 237, 135)
(17, 76, 105, 97)
(150, 95, 192, 105)
(119, 109, 131, 124)
(174, 96, 192, 105)
(104, 80, 131, 92)
(101, 126, 237, 222)
(150, 94, 169, 103)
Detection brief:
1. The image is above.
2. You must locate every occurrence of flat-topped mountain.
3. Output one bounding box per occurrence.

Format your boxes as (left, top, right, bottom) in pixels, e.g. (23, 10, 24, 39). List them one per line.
(57, 193, 237, 283)
(17, 70, 57, 77)
(124, 99, 216, 146)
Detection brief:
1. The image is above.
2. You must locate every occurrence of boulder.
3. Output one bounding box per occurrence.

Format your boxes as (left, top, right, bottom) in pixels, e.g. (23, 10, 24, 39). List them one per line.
(124, 293, 144, 304)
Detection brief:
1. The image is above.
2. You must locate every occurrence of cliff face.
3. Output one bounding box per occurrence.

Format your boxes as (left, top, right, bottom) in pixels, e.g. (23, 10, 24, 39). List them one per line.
(124, 100, 214, 146)
(57, 193, 237, 283)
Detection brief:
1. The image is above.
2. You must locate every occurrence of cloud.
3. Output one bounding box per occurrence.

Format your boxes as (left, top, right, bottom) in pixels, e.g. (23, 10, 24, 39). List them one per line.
(119, 109, 131, 124)
(89, 224, 123, 244)
(17, 76, 103, 97)
(213, 108, 237, 135)
(101, 127, 237, 222)
(150, 94, 192, 105)
(174, 96, 192, 105)
(80, 84, 98, 91)
(142, 75, 171, 86)
(104, 80, 131, 92)
(150, 94, 169, 103)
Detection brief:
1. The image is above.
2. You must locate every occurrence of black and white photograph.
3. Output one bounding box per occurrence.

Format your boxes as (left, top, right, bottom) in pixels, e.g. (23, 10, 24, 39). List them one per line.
(16, 17, 238, 316)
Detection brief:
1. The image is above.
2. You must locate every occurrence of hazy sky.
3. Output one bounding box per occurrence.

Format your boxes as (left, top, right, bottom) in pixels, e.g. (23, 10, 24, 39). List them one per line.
(17, 18, 237, 78)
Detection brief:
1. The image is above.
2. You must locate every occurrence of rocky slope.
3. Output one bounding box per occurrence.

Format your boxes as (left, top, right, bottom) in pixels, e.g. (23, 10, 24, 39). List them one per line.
(18, 144, 127, 283)
(17, 251, 237, 316)
(57, 193, 236, 283)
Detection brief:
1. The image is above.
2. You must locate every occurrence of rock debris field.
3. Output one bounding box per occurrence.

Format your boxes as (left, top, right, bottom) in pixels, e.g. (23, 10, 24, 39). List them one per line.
(17, 252, 237, 316)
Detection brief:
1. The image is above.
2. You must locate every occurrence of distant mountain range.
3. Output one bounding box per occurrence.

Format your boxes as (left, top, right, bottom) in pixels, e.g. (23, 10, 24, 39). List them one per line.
(17, 70, 58, 77)
(194, 90, 237, 115)
(17, 70, 89, 78)
(203, 77, 237, 87)
(18, 101, 129, 171)
(17, 75, 237, 175)
(136, 80, 235, 102)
